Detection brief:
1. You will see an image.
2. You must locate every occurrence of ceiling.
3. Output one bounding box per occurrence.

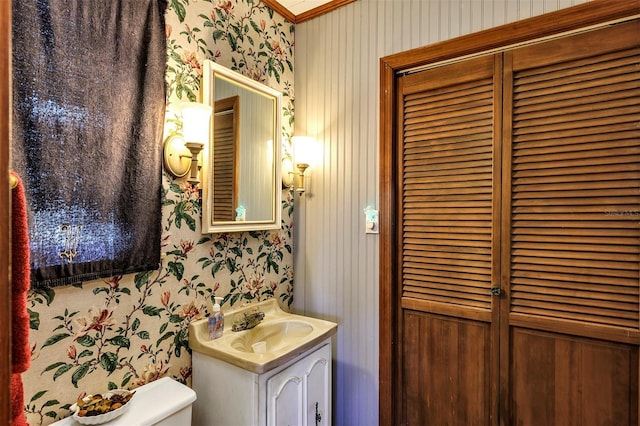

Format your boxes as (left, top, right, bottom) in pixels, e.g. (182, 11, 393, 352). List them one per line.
(263, 0, 356, 23)
(277, 0, 333, 15)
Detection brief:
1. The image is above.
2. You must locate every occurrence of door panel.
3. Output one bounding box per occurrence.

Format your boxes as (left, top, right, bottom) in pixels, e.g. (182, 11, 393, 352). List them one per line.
(403, 311, 491, 425)
(510, 328, 638, 425)
(267, 372, 304, 426)
(505, 21, 640, 341)
(305, 345, 330, 426)
(399, 55, 500, 316)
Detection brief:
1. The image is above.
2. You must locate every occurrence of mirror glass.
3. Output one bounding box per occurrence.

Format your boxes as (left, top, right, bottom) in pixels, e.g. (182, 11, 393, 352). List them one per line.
(201, 60, 282, 233)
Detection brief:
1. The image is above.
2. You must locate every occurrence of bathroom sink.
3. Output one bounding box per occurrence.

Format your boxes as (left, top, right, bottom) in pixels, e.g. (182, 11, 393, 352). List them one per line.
(230, 320, 314, 353)
(188, 299, 337, 374)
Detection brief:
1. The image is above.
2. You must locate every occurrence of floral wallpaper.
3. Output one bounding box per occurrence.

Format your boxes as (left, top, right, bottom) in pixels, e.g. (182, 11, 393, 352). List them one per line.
(21, 1, 295, 424)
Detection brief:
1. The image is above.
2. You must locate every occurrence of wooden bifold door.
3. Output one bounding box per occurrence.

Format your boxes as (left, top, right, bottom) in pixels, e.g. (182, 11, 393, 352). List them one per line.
(381, 8, 640, 425)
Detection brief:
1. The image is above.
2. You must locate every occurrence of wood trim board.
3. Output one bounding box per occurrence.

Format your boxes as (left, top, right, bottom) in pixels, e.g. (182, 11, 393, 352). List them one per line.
(1, 0, 12, 423)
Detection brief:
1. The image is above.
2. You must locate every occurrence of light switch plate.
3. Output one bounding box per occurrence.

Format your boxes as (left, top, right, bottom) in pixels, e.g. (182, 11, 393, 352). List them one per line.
(364, 206, 379, 234)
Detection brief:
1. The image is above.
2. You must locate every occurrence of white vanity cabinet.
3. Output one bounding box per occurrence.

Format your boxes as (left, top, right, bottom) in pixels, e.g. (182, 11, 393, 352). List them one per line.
(267, 342, 331, 426)
(192, 338, 332, 426)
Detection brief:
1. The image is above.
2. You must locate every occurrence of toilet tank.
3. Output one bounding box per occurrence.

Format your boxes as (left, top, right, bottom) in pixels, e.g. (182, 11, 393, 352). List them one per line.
(50, 377, 197, 426)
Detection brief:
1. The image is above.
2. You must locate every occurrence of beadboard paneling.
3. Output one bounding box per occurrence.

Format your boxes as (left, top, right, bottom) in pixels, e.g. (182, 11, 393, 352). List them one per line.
(294, 1, 588, 424)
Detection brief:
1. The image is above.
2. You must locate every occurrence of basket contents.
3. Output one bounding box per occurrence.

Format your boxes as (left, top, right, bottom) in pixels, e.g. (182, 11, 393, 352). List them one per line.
(74, 391, 135, 417)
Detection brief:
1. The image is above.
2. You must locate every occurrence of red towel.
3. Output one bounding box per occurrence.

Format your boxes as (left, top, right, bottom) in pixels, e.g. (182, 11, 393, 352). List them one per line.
(11, 374, 28, 426)
(11, 171, 30, 426)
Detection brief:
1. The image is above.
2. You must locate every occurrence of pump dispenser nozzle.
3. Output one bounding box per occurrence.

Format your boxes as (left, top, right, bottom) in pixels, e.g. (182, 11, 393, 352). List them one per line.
(212, 296, 223, 312)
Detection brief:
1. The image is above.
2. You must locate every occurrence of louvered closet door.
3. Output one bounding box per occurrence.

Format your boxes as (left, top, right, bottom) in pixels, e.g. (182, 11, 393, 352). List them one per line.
(503, 20, 640, 425)
(398, 55, 501, 425)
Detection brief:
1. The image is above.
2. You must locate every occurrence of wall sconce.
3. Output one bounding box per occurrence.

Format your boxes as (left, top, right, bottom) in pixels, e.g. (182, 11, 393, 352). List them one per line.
(282, 136, 314, 195)
(163, 102, 213, 186)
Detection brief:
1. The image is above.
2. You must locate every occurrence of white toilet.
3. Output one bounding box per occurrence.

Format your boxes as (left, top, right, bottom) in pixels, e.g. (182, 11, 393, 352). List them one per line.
(51, 377, 196, 426)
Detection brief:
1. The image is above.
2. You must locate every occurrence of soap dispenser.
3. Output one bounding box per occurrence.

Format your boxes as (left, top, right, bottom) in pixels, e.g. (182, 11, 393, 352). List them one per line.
(208, 296, 224, 340)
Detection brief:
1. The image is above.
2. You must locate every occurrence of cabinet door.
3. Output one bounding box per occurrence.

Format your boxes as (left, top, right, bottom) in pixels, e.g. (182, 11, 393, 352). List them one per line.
(305, 344, 331, 426)
(267, 369, 304, 426)
(267, 344, 331, 426)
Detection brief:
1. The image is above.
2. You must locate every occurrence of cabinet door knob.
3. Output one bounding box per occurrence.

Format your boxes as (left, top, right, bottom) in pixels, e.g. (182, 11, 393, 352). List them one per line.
(315, 401, 322, 425)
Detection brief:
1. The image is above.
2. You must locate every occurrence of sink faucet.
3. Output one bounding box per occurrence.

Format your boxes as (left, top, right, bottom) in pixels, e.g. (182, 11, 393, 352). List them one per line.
(232, 309, 265, 332)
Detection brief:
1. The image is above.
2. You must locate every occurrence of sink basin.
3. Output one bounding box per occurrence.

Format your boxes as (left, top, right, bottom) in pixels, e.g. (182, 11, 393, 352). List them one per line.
(188, 299, 337, 374)
(230, 320, 314, 353)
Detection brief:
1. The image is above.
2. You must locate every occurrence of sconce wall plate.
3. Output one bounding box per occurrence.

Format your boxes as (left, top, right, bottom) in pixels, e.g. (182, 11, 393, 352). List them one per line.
(282, 155, 294, 189)
(163, 134, 192, 178)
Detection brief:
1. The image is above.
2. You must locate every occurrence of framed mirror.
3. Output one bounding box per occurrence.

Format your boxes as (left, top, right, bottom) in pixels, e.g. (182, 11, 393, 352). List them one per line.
(201, 60, 282, 233)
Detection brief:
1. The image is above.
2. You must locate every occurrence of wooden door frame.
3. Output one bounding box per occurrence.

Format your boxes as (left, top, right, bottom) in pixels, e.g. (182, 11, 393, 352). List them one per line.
(1, 0, 12, 424)
(378, 1, 640, 423)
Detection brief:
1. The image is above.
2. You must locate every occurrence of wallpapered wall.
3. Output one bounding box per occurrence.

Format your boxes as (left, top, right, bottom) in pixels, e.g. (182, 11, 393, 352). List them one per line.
(21, 1, 294, 424)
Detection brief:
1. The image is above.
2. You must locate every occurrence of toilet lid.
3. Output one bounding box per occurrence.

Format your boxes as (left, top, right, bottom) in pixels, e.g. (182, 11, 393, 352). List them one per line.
(51, 377, 197, 426)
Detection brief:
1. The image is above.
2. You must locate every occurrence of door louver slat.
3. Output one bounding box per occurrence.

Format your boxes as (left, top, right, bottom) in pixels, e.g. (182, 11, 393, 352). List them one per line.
(402, 68, 495, 310)
(509, 45, 640, 332)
